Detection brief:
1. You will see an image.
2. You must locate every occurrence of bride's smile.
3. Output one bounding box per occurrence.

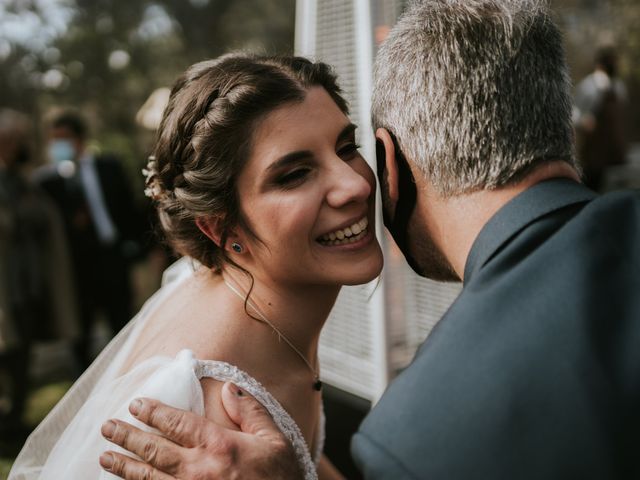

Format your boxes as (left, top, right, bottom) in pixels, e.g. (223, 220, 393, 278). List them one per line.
(232, 86, 383, 288)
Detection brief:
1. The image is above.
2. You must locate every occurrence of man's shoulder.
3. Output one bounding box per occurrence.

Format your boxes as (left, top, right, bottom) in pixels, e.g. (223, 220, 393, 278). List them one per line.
(587, 187, 640, 219)
(353, 188, 640, 478)
(559, 187, 640, 257)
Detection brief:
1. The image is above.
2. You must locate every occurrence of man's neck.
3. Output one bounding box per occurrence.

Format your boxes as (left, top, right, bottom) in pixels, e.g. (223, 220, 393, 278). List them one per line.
(419, 161, 581, 280)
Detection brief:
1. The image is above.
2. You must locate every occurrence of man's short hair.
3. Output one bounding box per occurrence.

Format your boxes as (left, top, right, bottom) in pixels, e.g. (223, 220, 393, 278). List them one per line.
(372, 0, 577, 196)
(48, 108, 89, 141)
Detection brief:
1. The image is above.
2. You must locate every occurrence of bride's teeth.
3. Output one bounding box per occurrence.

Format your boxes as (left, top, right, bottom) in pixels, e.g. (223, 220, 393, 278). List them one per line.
(321, 229, 367, 246)
(318, 216, 369, 245)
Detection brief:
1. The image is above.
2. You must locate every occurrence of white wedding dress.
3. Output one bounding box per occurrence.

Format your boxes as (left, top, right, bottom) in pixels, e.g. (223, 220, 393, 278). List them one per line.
(9, 258, 323, 480)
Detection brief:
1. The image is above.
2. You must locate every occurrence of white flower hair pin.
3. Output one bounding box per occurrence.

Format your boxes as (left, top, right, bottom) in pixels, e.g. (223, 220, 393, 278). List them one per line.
(142, 156, 168, 201)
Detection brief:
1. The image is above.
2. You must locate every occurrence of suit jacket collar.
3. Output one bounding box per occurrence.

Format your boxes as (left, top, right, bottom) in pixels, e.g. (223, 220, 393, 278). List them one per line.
(463, 178, 596, 284)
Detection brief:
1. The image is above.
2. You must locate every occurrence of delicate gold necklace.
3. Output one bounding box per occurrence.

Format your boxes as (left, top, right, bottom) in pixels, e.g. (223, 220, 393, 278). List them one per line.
(223, 276, 322, 391)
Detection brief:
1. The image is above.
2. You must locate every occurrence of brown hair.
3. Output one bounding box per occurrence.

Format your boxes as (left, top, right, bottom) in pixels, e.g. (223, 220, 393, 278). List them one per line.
(148, 53, 348, 270)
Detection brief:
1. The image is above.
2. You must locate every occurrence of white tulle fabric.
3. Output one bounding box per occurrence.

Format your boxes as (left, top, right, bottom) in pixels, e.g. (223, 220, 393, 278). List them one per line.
(9, 258, 322, 480)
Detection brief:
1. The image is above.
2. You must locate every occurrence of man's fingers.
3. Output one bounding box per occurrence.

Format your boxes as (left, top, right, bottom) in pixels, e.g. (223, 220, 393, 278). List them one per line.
(100, 451, 175, 480)
(221, 383, 301, 477)
(128, 398, 210, 447)
(220, 382, 281, 438)
(101, 419, 183, 473)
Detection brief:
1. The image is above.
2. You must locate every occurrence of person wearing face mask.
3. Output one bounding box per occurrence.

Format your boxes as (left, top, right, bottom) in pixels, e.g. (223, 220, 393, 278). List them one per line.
(0, 109, 78, 433)
(35, 108, 146, 369)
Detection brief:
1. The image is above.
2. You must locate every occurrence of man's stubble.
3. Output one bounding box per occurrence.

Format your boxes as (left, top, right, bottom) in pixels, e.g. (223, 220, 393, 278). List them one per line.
(376, 140, 458, 282)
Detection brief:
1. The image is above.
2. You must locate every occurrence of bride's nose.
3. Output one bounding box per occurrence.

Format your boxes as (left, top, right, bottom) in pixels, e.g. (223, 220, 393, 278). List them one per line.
(325, 161, 372, 208)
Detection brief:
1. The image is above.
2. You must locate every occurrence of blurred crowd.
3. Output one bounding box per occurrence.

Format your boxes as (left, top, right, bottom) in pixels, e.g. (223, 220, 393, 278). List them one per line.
(573, 46, 631, 191)
(0, 107, 164, 437)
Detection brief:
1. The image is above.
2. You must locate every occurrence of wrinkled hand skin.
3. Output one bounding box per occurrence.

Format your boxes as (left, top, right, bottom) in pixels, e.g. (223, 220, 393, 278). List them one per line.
(100, 382, 304, 480)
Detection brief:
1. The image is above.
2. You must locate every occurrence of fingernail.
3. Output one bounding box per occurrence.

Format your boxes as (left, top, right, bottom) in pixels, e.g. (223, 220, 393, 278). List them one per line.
(228, 382, 243, 397)
(100, 453, 114, 469)
(101, 420, 116, 439)
(130, 398, 143, 416)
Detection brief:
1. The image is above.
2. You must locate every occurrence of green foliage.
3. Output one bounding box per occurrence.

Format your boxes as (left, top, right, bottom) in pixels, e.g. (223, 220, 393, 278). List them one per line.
(0, 458, 13, 479)
(0, 381, 72, 477)
(0, 0, 295, 175)
(23, 381, 74, 427)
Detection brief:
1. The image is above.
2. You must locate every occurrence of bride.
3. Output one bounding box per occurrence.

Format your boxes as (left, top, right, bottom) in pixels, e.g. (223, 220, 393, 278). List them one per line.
(9, 53, 383, 480)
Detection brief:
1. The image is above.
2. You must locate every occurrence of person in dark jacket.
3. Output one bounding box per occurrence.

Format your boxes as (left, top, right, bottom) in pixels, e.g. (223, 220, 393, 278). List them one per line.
(36, 109, 145, 368)
(0, 109, 78, 431)
(573, 46, 629, 191)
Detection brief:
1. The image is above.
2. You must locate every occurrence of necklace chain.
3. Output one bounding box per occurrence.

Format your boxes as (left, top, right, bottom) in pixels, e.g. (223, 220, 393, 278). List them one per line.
(223, 276, 322, 391)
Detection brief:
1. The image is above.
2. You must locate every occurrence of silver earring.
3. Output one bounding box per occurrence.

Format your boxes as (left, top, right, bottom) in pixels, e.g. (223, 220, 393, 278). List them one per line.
(231, 242, 243, 253)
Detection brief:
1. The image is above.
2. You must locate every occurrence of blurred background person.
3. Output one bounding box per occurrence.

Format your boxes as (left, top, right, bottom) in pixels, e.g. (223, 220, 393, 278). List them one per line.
(573, 46, 629, 191)
(0, 108, 78, 434)
(35, 109, 146, 368)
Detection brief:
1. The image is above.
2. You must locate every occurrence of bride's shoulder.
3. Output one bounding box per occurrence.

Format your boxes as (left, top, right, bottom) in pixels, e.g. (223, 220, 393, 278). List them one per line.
(145, 349, 242, 430)
(124, 265, 241, 372)
(160, 256, 200, 287)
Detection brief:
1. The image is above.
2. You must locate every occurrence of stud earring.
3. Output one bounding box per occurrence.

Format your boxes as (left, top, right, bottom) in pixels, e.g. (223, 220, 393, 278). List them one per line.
(231, 242, 243, 253)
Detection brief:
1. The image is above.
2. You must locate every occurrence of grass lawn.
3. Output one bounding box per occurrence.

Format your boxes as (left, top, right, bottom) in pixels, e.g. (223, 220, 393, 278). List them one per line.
(0, 459, 12, 479)
(0, 381, 72, 479)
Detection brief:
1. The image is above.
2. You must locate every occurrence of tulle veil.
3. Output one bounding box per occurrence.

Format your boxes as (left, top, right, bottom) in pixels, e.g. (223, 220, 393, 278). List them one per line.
(9, 258, 202, 479)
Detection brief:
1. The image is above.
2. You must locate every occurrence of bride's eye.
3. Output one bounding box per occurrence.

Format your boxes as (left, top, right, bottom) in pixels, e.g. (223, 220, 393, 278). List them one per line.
(338, 143, 361, 160)
(276, 168, 311, 188)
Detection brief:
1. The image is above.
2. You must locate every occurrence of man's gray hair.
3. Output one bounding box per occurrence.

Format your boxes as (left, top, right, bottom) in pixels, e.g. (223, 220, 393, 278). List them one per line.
(372, 0, 577, 196)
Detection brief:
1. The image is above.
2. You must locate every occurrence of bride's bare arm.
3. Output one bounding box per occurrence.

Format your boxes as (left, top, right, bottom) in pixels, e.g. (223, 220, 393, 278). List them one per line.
(100, 382, 303, 479)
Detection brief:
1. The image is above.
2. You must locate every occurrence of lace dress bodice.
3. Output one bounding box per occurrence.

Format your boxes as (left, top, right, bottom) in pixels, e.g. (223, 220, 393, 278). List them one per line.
(192, 351, 324, 480)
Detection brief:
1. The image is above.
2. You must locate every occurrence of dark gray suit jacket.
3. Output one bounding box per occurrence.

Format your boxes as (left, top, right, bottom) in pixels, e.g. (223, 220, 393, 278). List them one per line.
(352, 179, 640, 479)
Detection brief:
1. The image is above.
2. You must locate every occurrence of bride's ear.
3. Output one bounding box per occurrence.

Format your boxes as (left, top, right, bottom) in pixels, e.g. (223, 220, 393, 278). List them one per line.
(196, 216, 227, 249)
(196, 216, 222, 245)
(196, 216, 247, 255)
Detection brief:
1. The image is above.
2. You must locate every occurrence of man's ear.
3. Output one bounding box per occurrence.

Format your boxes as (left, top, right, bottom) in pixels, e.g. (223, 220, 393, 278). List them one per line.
(375, 127, 400, 207)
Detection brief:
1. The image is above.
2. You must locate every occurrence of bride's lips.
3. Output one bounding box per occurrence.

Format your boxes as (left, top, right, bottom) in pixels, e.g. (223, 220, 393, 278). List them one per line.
(316, 216, 372, 248)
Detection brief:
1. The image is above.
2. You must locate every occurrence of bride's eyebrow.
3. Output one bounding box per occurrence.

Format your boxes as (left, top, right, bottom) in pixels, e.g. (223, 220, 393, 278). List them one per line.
(336, 123, 358, 145)
(266, 150, 313, 175)
(264, 122, 358, 175)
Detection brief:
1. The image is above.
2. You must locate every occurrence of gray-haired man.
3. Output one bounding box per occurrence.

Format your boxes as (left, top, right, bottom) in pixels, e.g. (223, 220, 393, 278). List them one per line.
(100, 0, 640, 478)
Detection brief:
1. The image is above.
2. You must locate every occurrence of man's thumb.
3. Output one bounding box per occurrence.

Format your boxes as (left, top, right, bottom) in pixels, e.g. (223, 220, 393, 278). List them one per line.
(221, 382, 280, 438)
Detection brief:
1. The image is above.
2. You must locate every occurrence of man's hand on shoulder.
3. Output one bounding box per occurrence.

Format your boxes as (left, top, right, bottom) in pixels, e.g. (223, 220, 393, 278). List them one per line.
(100, 382, 303, 480)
